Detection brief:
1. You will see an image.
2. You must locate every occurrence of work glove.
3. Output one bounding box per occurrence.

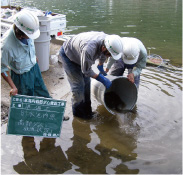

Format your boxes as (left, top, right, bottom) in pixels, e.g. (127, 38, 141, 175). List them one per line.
(97, 64, 107, 76)
(96, 74, 112, 89)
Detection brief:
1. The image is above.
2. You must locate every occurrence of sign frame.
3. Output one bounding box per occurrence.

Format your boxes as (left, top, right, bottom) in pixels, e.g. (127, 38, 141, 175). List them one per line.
(7, 94, 66, 138)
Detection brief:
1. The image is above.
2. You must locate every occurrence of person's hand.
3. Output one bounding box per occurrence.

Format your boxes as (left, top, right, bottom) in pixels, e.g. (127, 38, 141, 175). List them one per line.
(105, 68, 109, 73)
(97, 64, 107, 76)
(10, 88, 18, 96)
(127, 73, 135, 83)
(96, 74, 112, 89)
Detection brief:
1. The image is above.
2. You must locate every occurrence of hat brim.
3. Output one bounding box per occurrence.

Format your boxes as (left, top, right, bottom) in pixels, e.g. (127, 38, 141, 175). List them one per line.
(111, 52, 122, 60)
(25, 29, 40, 40)
(123, 55, 138, 65)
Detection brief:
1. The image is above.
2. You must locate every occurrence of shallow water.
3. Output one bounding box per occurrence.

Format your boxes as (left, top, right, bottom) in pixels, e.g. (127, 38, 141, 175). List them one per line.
(1, 66, 182, 174)
(2, 0, 182, 174)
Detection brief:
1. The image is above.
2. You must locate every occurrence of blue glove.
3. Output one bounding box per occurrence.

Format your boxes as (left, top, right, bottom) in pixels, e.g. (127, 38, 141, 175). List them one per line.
(96, 74, 112, 89)
(97, 64, 107, 76)
(45, 11, 52, 16)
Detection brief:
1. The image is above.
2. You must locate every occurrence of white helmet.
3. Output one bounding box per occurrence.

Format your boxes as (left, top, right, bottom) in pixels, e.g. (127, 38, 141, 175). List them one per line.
(104, 35, 123, 60)
(122, 39, 140, 65)
(14, 10, 40, 39)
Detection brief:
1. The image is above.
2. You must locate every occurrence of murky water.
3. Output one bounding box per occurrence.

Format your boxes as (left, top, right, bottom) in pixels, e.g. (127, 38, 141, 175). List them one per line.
(1, 65, 182, 174)
(1, 0, 182, 174)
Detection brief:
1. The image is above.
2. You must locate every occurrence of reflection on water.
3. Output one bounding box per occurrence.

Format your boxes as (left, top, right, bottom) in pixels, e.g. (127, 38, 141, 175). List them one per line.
(13, 137, 72, 174)
(66, 117, 139, 174)
(12, 113, 139, 174)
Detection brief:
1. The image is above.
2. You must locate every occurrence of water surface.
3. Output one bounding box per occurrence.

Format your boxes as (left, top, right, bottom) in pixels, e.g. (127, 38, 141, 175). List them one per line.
(11, 0, 182, 65)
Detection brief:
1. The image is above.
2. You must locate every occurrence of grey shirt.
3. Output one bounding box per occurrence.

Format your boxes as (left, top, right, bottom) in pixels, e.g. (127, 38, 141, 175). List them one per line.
(63, 31, 107, 77)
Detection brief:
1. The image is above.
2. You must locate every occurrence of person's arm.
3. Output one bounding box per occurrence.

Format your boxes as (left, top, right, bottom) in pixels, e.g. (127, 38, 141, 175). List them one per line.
(1, 44, 18, 96)
(81, 57, 112, 89)
(132, 43, 147, 77)
(97, 63, 107, 76)
(1, 71, 18, 96)
(92, 73, 112, 89)
(105, 57, 115, 73)
(81, 45, 112, 89)
(92, 74, 98, 79)
(127, 73, 135, 83)
(128, 49, 147, 83)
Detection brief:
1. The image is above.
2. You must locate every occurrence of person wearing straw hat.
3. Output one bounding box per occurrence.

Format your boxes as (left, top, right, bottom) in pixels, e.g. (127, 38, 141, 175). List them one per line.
(59, 32, 123, 119)
(1, 10, 51, 98)
(105, 37, 147, 90)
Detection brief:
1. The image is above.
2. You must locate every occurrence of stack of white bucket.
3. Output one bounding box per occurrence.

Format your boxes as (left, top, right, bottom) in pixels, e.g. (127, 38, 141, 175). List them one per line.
(34, 16, 51, 72)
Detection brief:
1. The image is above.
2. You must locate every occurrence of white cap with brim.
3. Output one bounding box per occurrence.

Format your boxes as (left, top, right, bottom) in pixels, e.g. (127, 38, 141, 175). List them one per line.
(123, 53, 139, 65)
(25, 29, 40, 40)
(110, 49, 122, 60)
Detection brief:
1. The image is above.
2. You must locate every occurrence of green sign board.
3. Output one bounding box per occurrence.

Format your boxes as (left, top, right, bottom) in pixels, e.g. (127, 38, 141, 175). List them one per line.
(7, 95, 66, 138)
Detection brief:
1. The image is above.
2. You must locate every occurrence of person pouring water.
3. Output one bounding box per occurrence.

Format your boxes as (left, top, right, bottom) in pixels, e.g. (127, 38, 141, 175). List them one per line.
(59, 32, 123, 119)
(105, 37, 147, 90)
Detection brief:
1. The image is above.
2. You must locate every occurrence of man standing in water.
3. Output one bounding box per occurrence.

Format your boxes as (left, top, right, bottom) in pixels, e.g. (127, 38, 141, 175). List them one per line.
(59, 32, 123, 119)
(105, 37, 147, 90)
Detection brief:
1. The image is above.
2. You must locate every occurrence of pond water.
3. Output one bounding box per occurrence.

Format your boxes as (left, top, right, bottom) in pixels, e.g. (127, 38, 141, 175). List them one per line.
(12, 0, 182, 66)
(1, 0, 182, 174)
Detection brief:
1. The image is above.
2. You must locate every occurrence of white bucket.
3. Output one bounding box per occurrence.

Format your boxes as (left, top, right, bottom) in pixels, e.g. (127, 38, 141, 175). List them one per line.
(34, 16, 51, 72)
(37, 16, 50, 32)
(34, 41, 50, 72)
(91, 75, 137, 115)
